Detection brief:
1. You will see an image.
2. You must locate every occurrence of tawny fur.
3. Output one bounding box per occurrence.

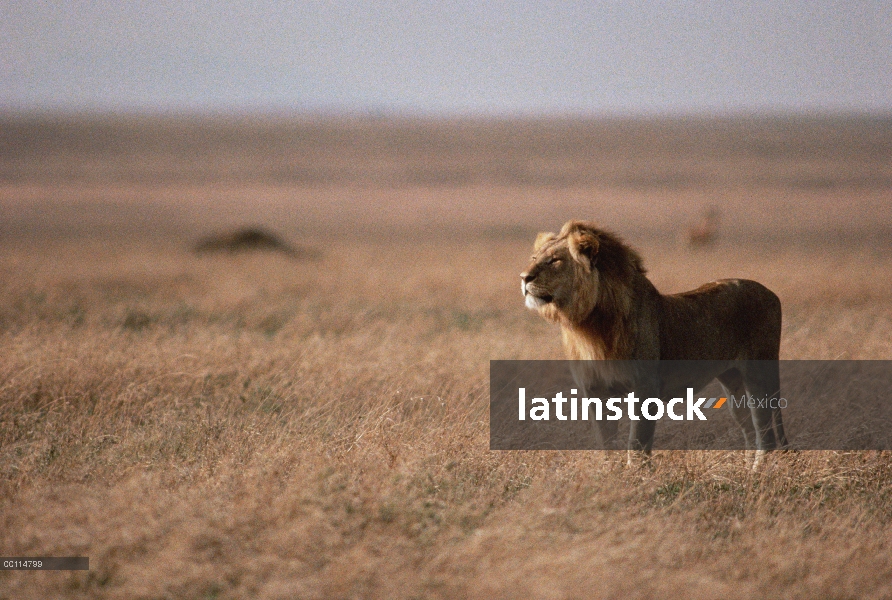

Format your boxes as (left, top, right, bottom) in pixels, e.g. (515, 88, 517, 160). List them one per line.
(520, 220, 788, 458)
(522, 220, 780, 362)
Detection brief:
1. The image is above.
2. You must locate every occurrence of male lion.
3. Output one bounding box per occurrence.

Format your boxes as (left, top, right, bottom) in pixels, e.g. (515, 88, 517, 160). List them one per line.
(520, 220, 787, 464)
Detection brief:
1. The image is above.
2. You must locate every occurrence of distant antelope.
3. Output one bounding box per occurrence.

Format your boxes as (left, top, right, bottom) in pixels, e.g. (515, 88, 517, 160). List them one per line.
(687, 206, 721, 247)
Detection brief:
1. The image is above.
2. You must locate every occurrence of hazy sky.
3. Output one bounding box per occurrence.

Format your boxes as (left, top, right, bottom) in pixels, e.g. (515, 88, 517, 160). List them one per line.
(2, 1, 890, 115)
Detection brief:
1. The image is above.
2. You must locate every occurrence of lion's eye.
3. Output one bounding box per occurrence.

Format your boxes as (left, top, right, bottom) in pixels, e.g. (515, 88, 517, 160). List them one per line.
(546, 257, 561, 266)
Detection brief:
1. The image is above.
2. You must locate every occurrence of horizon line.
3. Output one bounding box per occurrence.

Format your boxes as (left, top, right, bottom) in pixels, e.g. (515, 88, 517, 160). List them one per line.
(3, 105, 892, 123)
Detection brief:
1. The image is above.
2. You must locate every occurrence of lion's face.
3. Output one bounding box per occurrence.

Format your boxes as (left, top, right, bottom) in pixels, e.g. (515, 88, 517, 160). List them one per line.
(520, 225, 600, 323)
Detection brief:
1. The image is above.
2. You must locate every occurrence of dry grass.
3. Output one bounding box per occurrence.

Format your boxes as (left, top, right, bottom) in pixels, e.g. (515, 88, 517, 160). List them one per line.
(1, 116, 892, 599)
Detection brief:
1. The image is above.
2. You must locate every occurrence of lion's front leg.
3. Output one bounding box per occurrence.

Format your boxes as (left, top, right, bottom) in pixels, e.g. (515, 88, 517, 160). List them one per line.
(627, 419, 656, 467)
(571, 368, 621, 451)
(626, 383, 658, 467)
(593, 419, 619, 449)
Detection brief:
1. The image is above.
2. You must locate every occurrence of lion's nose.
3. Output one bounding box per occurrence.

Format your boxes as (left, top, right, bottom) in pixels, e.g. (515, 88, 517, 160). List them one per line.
(520, 271, 535, 283)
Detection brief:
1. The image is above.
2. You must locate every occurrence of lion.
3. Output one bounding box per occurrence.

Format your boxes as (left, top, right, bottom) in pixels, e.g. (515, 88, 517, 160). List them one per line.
(520, 220, 788, 465)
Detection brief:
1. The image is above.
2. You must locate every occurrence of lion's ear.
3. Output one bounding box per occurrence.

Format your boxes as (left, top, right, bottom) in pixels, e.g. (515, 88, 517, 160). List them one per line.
(568, 230, 599, 271)
(533, 232, 556, 252)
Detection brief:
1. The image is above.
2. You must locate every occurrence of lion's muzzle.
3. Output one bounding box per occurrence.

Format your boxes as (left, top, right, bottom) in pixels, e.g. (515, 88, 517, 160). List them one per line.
(521, 271, 553, 309)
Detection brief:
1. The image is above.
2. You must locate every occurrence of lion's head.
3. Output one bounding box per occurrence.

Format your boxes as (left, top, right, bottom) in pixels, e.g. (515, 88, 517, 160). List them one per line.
(520, 220, 646, 325)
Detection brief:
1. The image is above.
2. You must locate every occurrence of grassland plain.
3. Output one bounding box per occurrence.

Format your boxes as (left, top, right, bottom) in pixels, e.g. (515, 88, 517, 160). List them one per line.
(1, 116, 892, 598)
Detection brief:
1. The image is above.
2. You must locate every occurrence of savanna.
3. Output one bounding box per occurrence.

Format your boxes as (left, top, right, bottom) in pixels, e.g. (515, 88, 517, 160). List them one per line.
(1, 115, 892, 598)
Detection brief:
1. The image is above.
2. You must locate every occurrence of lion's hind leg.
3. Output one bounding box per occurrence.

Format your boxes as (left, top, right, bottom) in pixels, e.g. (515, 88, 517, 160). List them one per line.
(717, 369, 757, 467)
(741, 363, 781, 449)
(740, 361, 786, 469)
(773, 401, 789, 449)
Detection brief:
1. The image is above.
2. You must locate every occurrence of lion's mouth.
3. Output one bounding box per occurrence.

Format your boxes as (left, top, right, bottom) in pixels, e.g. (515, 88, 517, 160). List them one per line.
(523, 287, 554, 309)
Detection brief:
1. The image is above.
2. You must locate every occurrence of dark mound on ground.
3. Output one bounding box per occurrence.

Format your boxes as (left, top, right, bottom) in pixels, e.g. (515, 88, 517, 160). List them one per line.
(193, 227, 316, 258)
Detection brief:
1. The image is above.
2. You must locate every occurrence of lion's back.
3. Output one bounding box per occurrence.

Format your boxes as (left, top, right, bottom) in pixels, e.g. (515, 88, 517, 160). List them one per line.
(658, 279, 781, 360)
